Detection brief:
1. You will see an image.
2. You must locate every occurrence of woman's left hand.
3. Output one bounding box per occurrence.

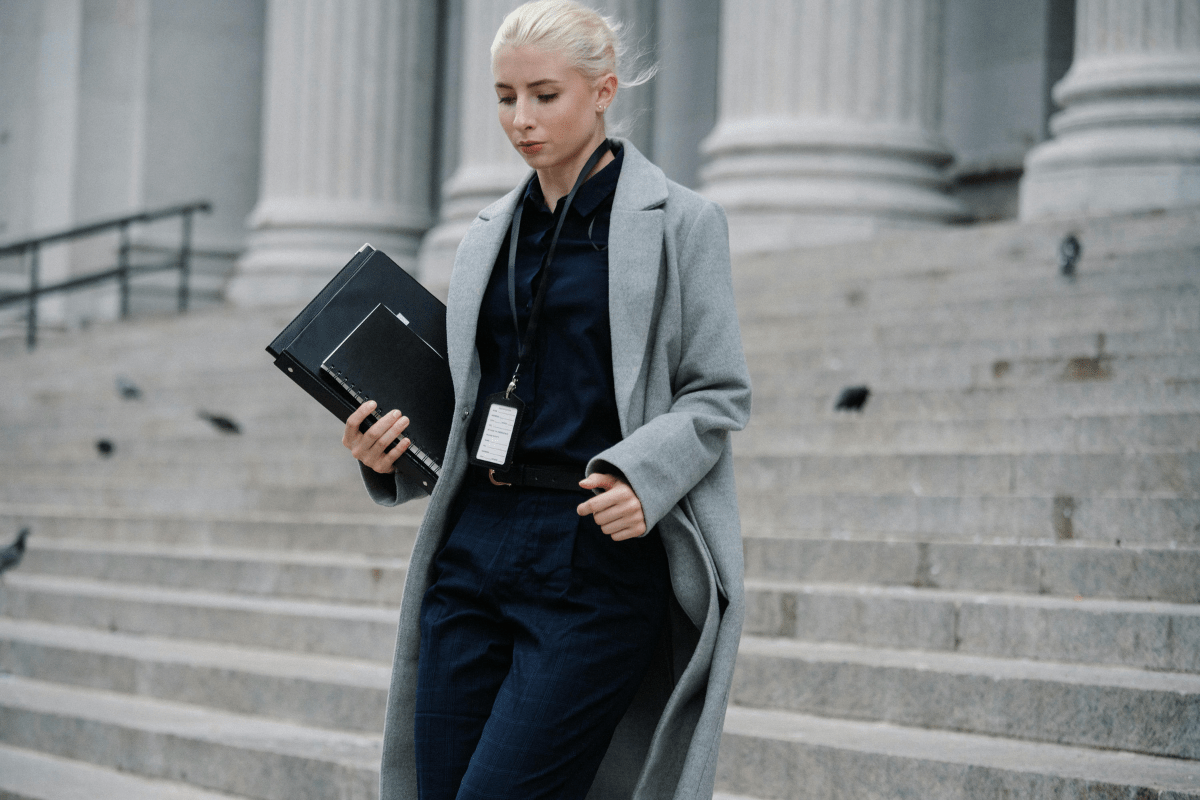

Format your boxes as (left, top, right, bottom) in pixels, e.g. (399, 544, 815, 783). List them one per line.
(577, 473, 647, 541)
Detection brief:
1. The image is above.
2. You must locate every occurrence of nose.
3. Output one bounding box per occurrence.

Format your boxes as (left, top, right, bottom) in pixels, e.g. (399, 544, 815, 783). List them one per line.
(512, 95, 533, 130)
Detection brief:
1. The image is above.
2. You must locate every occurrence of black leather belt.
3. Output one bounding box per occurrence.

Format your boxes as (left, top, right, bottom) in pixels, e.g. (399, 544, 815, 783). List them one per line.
(484, 464, 586, 492)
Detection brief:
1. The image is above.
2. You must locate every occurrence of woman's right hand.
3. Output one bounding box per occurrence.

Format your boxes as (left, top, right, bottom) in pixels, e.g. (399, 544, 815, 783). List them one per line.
(343, 400, 412, 474)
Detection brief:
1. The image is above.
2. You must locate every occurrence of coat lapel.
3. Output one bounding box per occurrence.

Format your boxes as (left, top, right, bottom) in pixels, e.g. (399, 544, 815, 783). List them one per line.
(442, 140, 667, 431)
(608, 141, 667, 434)
(444, 184, 526, 400)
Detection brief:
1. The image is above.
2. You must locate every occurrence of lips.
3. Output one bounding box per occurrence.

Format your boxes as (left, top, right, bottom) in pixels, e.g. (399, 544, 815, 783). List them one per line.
(517, 141, 544, 153)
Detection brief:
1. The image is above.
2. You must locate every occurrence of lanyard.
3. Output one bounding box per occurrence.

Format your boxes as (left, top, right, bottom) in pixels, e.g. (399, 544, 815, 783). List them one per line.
(503, 138, 611, 398)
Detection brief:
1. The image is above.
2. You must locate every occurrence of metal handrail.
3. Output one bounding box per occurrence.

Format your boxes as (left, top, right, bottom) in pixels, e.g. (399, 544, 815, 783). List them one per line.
(0, 201, 212, 349)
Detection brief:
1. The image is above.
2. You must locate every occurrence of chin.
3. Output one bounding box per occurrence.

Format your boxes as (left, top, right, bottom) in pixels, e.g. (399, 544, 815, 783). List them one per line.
(516, 150, 551, 169)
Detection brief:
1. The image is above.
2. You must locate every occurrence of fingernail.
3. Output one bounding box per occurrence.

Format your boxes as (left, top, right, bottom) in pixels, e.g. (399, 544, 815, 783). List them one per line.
(390, 410, 400, 418)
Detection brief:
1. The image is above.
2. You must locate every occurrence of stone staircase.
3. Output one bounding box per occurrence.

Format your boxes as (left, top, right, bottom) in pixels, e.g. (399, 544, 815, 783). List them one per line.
(0, 206, 1196, 798)
(0, 307, 421, 798)
(716, 208, 1200, 799)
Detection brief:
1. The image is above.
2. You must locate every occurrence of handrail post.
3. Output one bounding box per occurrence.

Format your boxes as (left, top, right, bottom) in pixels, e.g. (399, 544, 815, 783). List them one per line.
(26, 244, 39, 350)
(178, 208, 193, 313)
(117, 222, 131, 319)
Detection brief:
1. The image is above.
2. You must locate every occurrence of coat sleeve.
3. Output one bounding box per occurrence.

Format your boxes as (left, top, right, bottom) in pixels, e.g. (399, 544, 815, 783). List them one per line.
(588, 200, 751, 530)
(359, 462, 429, 507)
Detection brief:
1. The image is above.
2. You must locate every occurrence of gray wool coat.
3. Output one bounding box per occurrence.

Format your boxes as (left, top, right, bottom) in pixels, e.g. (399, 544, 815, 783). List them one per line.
(361, 139, 752, 800)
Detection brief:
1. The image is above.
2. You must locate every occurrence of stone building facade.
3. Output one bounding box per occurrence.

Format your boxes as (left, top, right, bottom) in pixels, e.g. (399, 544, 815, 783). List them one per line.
(2, 0, 1198, 318)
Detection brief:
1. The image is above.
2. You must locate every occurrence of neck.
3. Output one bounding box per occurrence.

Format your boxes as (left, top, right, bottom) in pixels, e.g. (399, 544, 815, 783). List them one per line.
(538, 136, 613, 212)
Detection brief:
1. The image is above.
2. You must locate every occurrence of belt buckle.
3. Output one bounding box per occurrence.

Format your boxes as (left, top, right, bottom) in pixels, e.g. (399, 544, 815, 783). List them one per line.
(488, 468, 512, 487)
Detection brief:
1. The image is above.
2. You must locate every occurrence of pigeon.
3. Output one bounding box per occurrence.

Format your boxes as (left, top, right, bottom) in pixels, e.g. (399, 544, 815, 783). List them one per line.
(115, 376, 142, 400)
(835, 385, 870, 411)
(198, 411, 242, 434)
(96, 438, 116, 457)
(1058, 234, 1082, 277)
(0, 528, 29, 575)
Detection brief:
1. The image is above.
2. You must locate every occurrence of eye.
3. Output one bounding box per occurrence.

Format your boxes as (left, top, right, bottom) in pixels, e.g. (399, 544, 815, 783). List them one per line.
(498, 95, 515, 106)
(537, 93, 559, 103)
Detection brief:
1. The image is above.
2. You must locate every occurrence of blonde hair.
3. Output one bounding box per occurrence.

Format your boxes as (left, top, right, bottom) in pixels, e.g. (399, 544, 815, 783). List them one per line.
(490, 0, 655, 89)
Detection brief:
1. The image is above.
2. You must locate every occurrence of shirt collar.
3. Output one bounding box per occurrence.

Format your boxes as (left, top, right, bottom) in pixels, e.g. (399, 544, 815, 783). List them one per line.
(524, 143, 624, 217)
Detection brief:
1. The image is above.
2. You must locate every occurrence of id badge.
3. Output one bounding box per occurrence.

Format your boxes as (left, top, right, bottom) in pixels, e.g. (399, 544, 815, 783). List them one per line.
(468, 392, 525, 470)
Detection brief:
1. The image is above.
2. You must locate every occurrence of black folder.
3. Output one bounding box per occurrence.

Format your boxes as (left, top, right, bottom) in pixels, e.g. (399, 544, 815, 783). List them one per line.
(267, 245, 453, 493)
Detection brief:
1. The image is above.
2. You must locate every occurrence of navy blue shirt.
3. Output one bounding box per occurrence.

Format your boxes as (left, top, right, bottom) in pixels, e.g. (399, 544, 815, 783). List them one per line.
(469, 144, 625, 468)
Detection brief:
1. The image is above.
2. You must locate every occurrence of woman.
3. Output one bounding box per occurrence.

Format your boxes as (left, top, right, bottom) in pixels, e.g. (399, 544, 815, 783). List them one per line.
(343, 2, 750, 798)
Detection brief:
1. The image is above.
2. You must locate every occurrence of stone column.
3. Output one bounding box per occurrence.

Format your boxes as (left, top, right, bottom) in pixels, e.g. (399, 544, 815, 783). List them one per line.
(417, 0, 527, 294)
(1020, 0, 1200, 219)
(699, 0, 969, 253)
(230, 0, 438, 307)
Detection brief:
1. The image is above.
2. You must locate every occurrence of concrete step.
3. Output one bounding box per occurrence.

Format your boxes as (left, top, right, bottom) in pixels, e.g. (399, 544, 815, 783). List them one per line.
(12, 404, 1197, 473)
(749, 352, 1200, 396)
(1, 431, 347, 464)
(738, 268, 1199, 337)
(0, 456, 369, 491)
(735, 246, 1199, 311)
(740, 334, 1200, 398)
(0, 743, 253, 800)
(0, 478, 384, 515)
(734, 452, 1200, 499)
(19, 408, 1200, 461)
(11, 451, 1198, 504)
(750, 379, 1200, 422)
(737, 282, 1198, 337)
(738, 492, 1200, 546)
(733, 636, 1200, 759)
(14, 348, 1194, 438)
(742, 327, 1200, 380)
(741, 325, 1199, 367)
(27, 410, 1200, 464)
(0, 618, 389, 732)
(0, 395, 332, 434)
(742, 579, 1200, 671)
(0, 370, 328, 415)
(731, 205, 1200, 284)
(739, 298, 1197, 358)
(0, 304, 291, 360)
(717, 705, 1200, 800)
(20, 541, 409, 605)
(0, 505, 423, 557)
(733, 412, 1200, 455)
(741, 538, 1200, 602)
(0, 674, 380, 800)
(0, 573, 398, 661)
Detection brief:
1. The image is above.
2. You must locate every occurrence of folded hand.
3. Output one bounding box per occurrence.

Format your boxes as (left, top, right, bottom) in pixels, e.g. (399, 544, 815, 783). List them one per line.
(577, 473, 646, 541)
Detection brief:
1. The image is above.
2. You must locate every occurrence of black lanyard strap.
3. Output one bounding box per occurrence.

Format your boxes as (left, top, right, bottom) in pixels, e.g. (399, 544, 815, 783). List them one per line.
(504, 139, 611, 397)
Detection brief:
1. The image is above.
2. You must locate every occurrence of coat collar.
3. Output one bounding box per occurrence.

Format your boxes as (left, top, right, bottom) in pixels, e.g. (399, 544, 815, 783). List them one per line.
(445, 139, 667, 434)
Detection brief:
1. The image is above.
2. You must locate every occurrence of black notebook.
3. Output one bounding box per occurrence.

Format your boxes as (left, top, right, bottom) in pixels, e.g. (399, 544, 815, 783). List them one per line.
(267, 245, 453, 493)
(322, 303, 454, 483)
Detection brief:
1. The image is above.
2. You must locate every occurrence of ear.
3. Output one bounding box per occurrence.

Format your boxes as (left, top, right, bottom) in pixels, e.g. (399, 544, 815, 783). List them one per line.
(596, 71, 618, 110)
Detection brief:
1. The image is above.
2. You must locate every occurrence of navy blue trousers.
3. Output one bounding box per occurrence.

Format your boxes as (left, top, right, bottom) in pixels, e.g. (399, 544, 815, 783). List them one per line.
(415, 473, 669, 800)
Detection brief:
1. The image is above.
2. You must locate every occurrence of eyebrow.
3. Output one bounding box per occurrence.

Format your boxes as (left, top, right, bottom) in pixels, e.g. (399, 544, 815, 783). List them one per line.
(494, 78, 560, 90)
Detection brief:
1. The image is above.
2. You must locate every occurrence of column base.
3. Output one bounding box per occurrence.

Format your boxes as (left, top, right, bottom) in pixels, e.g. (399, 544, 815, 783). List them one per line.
(417, 163, 528, 296)
(700, 120, 971, 254)
(416, 218, 474, 300)
(722, 209, 964, 255)
(1020, 129, 1200, 221)
(229, 226, 421, 309)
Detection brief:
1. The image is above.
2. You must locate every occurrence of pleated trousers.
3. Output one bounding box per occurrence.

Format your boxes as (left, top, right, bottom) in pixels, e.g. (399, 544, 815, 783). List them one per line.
(414, 472, 670, 800)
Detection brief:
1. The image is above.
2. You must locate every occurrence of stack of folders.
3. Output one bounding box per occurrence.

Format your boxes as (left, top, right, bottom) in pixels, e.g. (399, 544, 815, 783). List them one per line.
(267, 244, 454, 494)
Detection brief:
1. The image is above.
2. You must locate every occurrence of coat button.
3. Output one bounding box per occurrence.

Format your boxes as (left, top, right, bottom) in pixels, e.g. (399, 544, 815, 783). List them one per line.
(461, 409, 469, 419)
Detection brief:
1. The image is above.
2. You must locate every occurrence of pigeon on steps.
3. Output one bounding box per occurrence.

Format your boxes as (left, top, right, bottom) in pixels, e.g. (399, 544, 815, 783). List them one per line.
(0, 528, 30, 576)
